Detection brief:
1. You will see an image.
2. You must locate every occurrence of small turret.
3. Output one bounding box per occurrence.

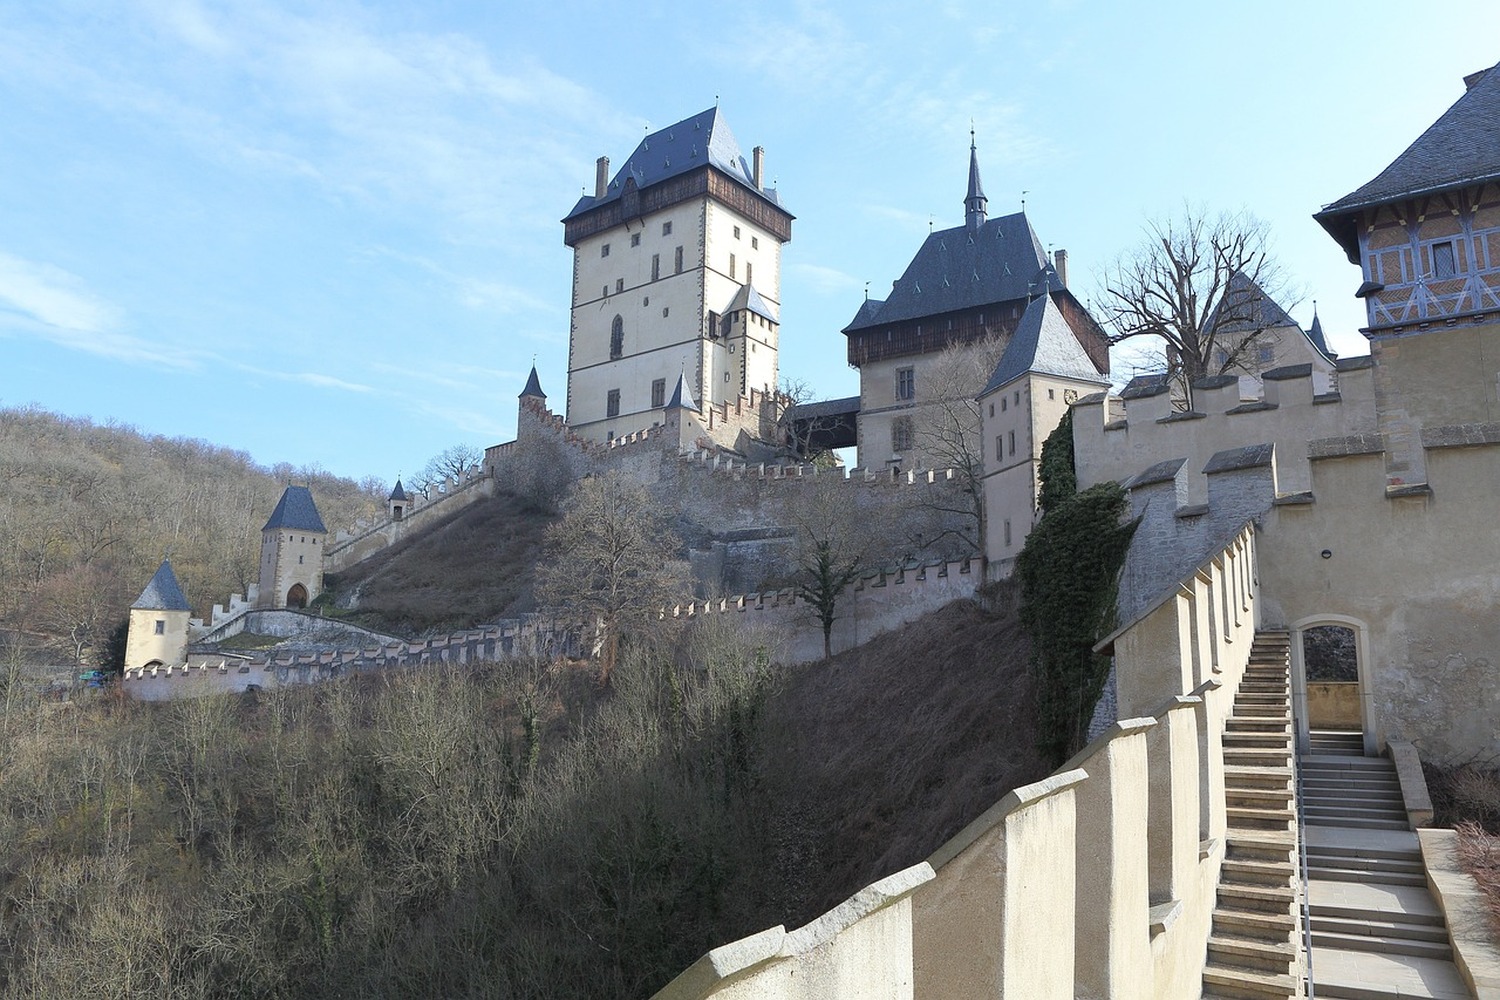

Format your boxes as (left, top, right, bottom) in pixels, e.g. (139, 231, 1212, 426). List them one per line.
(125, 559, 192, 670)
(388, 479, 409, 521)
(257, 486, 327, 609)
(519, 365, 546, 400)
(666, 371, 698, 412)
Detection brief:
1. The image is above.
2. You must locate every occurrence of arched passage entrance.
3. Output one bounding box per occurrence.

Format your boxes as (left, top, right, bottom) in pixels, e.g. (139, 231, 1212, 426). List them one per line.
(286, 583, 309, 609)
(1289, 614, 1375, 756)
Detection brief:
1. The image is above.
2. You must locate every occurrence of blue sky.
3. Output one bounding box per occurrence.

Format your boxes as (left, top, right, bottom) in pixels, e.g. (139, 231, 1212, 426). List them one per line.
(2, 1, 1495, 482)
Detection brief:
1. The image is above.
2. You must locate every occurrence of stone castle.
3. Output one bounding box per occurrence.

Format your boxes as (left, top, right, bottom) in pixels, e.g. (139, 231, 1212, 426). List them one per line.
(120, 59, 1500, 998)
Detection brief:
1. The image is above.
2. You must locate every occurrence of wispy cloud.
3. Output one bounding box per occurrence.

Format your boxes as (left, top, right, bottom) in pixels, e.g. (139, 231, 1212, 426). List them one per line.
(0, 252, 196, 368)
(789, 262, 863, 294)
(360, 245, 556, 316)
(235, 363, 373, 393)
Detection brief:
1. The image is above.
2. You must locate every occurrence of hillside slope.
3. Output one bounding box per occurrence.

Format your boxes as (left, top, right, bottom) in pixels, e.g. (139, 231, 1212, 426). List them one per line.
(322, 490, 556, 635)
(763, 586, 1046, 926)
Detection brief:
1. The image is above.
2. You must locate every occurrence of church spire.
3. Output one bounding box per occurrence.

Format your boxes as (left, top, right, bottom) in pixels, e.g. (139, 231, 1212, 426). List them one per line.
(965, 129, 987, 231)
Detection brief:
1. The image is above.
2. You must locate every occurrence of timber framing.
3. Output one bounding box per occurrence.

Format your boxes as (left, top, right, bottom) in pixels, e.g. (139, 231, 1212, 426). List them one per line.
(563, 166, 793, 247)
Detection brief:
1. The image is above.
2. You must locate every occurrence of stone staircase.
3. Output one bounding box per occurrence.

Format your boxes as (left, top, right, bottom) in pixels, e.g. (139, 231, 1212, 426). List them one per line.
(1300, 732, 1471, 999)
(1203, 631, 1303, 1000)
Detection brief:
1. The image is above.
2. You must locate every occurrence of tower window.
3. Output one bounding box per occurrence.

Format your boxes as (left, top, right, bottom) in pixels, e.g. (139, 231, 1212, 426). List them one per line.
(154, 620, 165, 635)
(630, 233, 640, 247)
(1258, 344, 1275, 365)
(652, 254, 660, 280)
(601, 243, 610, 258)
(606, 389, 620, 418)
(1008, 430, 1016, 456)
(751, 236, 759, 250)
(746, 262, 753, 286)
(662, 221, 673, 236)
(615, 278, 624, 293)
(896, 367, 915, 400)
(995, 435, 1003, 460)
(675, 246, 684, 273)
(733, 225, 741, 239)
(1433, 240, 1456, 278)
(652, 378, 666, 408)
(610, 316, 624, 359)
(729, 254, 736, 279)
(1004, 519, 1012, 547)
(892, 417, 914, 452)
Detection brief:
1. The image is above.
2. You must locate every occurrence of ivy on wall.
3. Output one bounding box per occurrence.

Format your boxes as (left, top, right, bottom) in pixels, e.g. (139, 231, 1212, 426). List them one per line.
(1018, 414, 1138, 765)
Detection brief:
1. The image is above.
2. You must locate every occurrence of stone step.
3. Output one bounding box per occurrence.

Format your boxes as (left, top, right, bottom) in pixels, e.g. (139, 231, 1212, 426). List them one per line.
(1207, 934, 1298, 976)
(1225, 764, 1293, 784)
(1212, 906, 1297, 940)
(1303, 801, 1408, 821)
(1299, 754, 1393, 770)
(1226, 831, 1296, 864)
(1228, 787, 1295, 808)
(1227, 718, 1292, 732)
(1304, 842, 1421, 864)
(1226, 806, 1295, 831)
(1300, 778, 1402, 794)
(1304, 815, 1411, 831)
(1310, 929, 1453, 961)
(1310, 899, 1444, 928)
(1202, 962, 1299, 999)
(1225, 748, 1294, 767)
(1310, 914, 1450, 943)
(1307, 864, 1427, 887)
(1309, 947, 1471, 1000)
(1222, 857, 1296, 886)
(1304, 850, 1423, 872)
(1218, 883, 1297, 914)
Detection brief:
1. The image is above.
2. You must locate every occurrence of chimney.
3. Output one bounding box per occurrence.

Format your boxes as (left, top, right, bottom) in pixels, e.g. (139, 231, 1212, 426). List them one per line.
(752, 146, 765, 189)
(1054, 248, 1069, 289)
(595, 157, 610, 198)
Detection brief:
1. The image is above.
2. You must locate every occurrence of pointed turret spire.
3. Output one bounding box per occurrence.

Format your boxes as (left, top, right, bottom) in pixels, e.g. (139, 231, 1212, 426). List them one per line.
(666, 370, 698, 412)
(1307, 303, 1332, 357)
(132, 559, 192, 611)
(965, 130, 988, 231)
(519, 365, 546, 400)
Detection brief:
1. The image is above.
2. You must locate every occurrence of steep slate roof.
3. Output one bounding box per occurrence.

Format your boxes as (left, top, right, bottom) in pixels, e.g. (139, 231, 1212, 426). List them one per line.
(519, 366, 546, 399)
(726, 283, 779, 322)
(843, 211, 1054, 332)
(132, 559, 191, 611)
(1208, 271, 1336, 363)
(262, 486, 327, 533)
(1316, 60, 1500, 257)
(388, 479, 409, 502)
(564, 108, 783, 222)
(980, 293, 1110, 396)
(666, 371, 698, 411)
(1307, 312, 1330, 356)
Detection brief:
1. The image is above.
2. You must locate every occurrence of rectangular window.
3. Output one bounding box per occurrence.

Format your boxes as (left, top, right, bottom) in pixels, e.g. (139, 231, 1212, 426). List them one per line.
(602, 285, 609, 298)
(1258, 344, 1275, 365)
(630, 233, 640, 247)
(652, 254, 660, 280)
(746, 262, 753, 286)
(675, 246, 684, 273)
(1433, 240, 1456, 278)
(615, 278, 624, 293)
(606, 389, 620, 418)
(896, 367, 915, 400)
(733, 225, 741, 239)
(729, 253, 736, 279)
(154, 620, 165, 635)
(1048, 388, 1055, 400)
(707, 311, 720, 337)
(601, 243, 610, 258)
(652, 378, 666, 408)
(751, 236, 759, 250)
(995, 435, 1003, 460)
(662, 221, 673, 236)
(1004, 519, 1012, 547)
(1008, 429, 1016, 456)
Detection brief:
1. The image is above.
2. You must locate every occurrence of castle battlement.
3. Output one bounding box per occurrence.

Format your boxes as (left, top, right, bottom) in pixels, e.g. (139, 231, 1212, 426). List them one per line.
(1073, 358, 1378, 504)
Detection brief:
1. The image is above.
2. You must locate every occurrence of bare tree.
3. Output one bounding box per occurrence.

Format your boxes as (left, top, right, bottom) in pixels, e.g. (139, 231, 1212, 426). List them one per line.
(1100, 207, 1292, 404)
(536, 471, 683, 683)
(789, 476, 886, 661)
(771, 377, 854, 464)
(410, 444, 484, 499)
(912, 336, 1008, 553)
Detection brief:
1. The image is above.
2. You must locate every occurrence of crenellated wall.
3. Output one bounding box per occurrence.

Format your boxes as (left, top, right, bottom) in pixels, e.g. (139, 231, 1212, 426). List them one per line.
(324, 469, 494, 573)
(652, 525, 1265, 999)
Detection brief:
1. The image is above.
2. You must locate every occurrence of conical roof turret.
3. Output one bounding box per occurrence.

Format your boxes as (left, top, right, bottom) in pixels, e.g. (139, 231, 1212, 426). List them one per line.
(519, 366, 546, 399)
(388, 479, 409, 502)
(132, 559, 192, 611)
(666, 370, 698, 412)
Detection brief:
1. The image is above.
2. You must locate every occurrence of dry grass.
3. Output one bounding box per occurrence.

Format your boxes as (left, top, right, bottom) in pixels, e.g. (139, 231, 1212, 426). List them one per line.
(1455, 821, 1500, 940)
(1425, 761, 1500, 833)
(764, 583, 1047, 926)
(324, 491, 556, 635)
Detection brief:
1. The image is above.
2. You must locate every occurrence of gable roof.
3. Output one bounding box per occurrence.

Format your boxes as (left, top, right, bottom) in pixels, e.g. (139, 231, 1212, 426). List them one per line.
(564, 108, 782, 222)
(843, 211, 1053, 333)
(1208, 271, 1335, 363)
(1316, 60, 1500, 258)
(262, 486, 327, 533)
(980, 293, 1110, 396)
(132, 559, 191, 611)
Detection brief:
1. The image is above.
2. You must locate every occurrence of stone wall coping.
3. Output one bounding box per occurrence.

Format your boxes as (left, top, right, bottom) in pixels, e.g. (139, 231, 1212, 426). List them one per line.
(1417, 828, 1500, 998)
(649, 925, 787, 999)
(1060, 716, 1157, 772)
(1387, 740, 1435, 829)
(1262, 363, 1313, 382)
(1202, 442, 1274, 475)
(928, 768, 1089, 871)
(1124, 458, 1187, 489)
(1334, 355, 1376, 371)
(780, 861, 934, 954)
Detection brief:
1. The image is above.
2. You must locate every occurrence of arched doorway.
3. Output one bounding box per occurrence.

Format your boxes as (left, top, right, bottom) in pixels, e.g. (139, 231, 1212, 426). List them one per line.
(286, 583, 309, 609)
(1290, 615, 1375, 756)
